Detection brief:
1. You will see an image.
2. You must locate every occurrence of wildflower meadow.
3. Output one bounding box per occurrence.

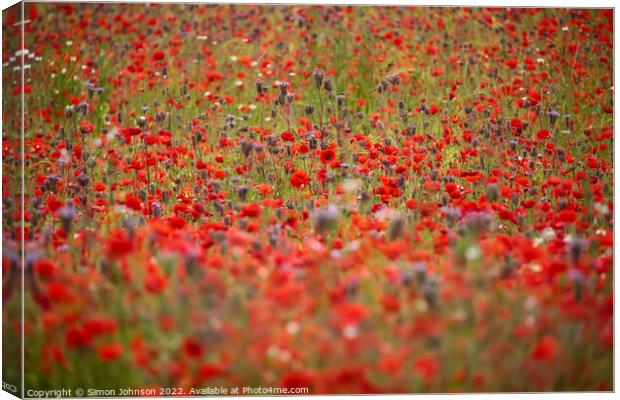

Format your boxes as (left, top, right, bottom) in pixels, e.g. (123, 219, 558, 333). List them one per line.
(1, 3, 614, 395)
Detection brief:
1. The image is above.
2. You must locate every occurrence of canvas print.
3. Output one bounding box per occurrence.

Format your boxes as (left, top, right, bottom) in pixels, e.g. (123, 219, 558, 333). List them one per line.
(2, 2, 614, 397)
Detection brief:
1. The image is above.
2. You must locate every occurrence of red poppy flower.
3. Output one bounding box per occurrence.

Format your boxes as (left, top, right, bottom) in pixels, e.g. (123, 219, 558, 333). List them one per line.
(290, 169, 310, 188)
(319, 148, 336, 164)
(536, 129, 550, 141)
(413, 354, 440, 383)
(182, 337, 203, 359)
(240, 203, 261, 218)
(281, 131, 295, 142)
(532, 335, 559, 361)
(98, 343, 122, 361)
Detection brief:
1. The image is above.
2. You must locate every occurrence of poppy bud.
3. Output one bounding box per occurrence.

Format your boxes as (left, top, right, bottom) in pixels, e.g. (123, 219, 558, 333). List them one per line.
(485, 183, 499, 202)
(278, 81, 288, 97)
(152, 202, 162, 218)
(239, 139, 253, 159)
(387, 212, 405, 240)
(78, 102, 88, 116)
(185, 250, 200, 277)
(77, 173, 89, 187)
(137, 115, 147, 129)
(569, 268, 585, 302)
(268, 231, 278, 247)
(59, 203, 76, 233)
(307, 135, 317, 150)
(251, 240, 261, 253)
(556, 147, 566, 162)
(563, 114, 571, 128)
(463, 211, 490, 234)
(558, 198, 567, 210)
(387, 73, 400, 85)
(502, 255, 517, 278)
(442, 206, 461, 226)
(421, 280, 439, 310)
(123, 216, 137, 238)
(236, 185, 249, 201)
(547, 110, 560, 126)
(64, 105, 74, 119)
(323, 78, 333, 92)
(401, 271, 414, 286)
(569, 237, 587, 264)
(336, 94, 345, 108)
(509, 139, 517, 151)
(312, 68, 324, 89)
(346, 280, 359, 299)
(359, 191, 371, 204)
(313, 205, 340, 235)
(304, 104, 315, 115)
(213, 201, 224, 215)
(210, 180, 222, 192)
(255, 80, 264, 95)
(31, 196, 42, 209)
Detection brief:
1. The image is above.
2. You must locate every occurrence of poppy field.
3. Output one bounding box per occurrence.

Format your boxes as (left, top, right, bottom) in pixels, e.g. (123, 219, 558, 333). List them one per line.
(1, 3, 614, 395)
